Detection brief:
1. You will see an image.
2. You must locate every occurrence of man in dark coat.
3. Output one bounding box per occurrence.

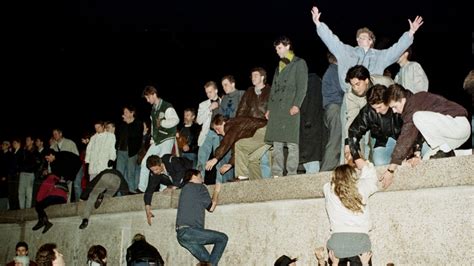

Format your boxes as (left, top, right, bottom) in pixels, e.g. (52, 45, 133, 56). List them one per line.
(144, 154, 193, 225)
(44, 149, 82, 182)
(299, 73, 325, 174)
(265, 36, 308, 177)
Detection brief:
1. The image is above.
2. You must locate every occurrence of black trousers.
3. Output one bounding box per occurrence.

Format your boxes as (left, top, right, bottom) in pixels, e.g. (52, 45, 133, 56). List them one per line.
(35, 196, 66, 219)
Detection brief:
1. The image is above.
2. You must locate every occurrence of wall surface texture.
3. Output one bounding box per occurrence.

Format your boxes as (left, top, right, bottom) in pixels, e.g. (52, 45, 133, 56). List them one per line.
(0, 155, 473, 265)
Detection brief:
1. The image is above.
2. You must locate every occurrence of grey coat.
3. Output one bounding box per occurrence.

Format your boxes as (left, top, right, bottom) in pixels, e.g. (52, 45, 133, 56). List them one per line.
(265, 56, 308, 144)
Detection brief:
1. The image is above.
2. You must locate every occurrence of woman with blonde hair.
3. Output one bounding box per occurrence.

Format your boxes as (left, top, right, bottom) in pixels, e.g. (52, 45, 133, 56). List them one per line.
(323, 158, 378, 265)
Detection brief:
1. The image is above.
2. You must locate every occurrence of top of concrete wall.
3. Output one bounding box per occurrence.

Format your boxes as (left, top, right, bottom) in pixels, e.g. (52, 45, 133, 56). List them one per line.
(1, 155, 472, 223)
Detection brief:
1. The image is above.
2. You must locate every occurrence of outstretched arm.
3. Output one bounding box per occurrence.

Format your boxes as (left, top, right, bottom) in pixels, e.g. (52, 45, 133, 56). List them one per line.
(145, 204, 154, 226)
(208, 183, 221, 212)
(311, 6, 322, 27)
(379, 163, 398, 189)
(408, 16, 424, 36)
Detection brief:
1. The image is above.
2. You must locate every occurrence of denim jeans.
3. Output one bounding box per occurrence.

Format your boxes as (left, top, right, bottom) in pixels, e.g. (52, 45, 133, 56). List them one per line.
(138, 139, 175, 192)
(197, 130, 233, 183)
(182, 152, 198, 169)
(303, 161, 320, 174)
(471, 117, 474, 148)
(215, 151, 233, 184)
(372, 137, 397, 166)
(197, 130, 221, 177)
(73, 166, 84, 201)
(177, 227, 228, 266)
(260, 149, 271, 178)
(117, 150, 139, 192)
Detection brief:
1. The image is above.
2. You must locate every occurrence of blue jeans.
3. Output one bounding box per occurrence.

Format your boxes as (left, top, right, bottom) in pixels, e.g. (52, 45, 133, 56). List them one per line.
(372, 137, 397, 166)
(116, 150, 139, 192)
(260, 149, 271, 178)
(215, 151, 233, 184)
(471, 117, 474, 148)
(197, 131, 233, 183)
(182, 152, 198, 169)
(74, 166, 84, 201)
(303, 161, 320, 174)
(177, 227, 228, 265)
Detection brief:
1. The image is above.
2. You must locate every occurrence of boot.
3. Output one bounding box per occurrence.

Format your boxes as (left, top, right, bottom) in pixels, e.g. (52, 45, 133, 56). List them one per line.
(42, 217, 53, 234)
(32, 218, 45, 231)
(79, 218, 89, 229)
(94, 192, 105, 209)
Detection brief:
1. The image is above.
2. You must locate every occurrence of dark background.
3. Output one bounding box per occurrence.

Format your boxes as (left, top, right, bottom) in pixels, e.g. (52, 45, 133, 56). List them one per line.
(2, 0, 472, 144)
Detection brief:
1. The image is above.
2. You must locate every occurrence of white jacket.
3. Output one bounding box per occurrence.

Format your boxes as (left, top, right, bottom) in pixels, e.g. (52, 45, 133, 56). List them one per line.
(85, 132, 116, 177)
(395, 61, 429, 94)
(323, 163, 378, 234)
(196, 99, 214, 146)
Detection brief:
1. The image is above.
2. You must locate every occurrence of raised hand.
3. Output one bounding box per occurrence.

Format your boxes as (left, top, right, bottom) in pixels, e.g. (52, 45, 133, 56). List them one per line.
(314, 246, 326, 261)
(358, 251, 373, 265)
(408, 16, 424, 35)
(328, 250, 339, 266)
(311, 6, 322, 26)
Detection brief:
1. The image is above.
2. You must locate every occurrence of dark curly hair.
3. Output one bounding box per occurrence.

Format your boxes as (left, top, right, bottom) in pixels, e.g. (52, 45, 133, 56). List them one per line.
(87, 245, 107, 266)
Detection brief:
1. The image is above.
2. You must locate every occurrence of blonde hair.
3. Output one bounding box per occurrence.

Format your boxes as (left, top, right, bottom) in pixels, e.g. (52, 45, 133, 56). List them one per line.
(356, 27, 376, 47)
(331, 164, 365, 213)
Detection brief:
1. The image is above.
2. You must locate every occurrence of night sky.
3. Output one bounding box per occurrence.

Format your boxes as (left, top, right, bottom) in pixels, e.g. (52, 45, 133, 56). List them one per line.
(2, 0, 472, 143)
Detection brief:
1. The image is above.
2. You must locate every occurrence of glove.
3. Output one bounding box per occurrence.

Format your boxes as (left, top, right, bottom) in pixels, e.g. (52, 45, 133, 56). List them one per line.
(107, 160, 114, 168)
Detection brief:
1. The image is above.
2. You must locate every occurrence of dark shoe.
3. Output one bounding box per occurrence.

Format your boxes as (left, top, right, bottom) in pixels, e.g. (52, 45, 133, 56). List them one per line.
(134, 189, 144, 194)
(79, 219, 89, 229)
(42, 220, 53, 234)
(430, 150, 455, 159)
(32, 220, 45, 231)
(94, 192, 105, 209)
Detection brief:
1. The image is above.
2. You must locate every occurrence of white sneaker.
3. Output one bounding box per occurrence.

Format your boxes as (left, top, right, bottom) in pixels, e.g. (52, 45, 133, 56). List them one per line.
(237, 176, 249, 180)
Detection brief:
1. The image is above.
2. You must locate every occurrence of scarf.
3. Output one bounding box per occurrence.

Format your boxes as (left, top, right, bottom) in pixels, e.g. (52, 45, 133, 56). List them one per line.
(279, 50, 294, 72)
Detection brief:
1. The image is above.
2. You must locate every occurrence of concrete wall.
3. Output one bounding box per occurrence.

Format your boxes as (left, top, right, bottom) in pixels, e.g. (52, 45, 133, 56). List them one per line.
(0, 155, 473, 265)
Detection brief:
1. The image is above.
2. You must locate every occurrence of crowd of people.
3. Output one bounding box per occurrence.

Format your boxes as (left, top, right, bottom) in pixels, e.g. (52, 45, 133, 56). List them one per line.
(1, 5, 473, 265)
(6, 234, 165, 266)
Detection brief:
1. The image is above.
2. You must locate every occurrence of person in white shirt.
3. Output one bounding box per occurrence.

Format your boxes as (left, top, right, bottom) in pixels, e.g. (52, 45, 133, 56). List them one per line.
(85, 121, 116, 180)
(323, 158, 378, 265)
(395, 46, 429, 94)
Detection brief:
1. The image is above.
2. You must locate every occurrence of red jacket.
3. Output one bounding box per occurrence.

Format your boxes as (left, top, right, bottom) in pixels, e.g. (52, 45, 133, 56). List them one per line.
(36, 174, 68, 202)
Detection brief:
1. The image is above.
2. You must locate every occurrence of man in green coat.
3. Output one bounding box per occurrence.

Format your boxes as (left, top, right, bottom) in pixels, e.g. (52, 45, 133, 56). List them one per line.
(265, 36, 308, 176)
